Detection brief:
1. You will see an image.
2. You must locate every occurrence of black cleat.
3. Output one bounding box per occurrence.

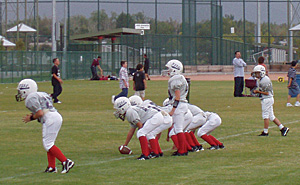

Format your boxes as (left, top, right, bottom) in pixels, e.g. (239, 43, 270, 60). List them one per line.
(280, 127, 289, 136)
(44, 167, 57, 173)
(149, 152, 160, 159)
(171, 151, 188, 156)
(218, 144, 225, 149)
(208, 145, 219, 150)
(258, 131, 269, 136)
(197, 145, 204, 151)
(137, 154, 150, 160)
(61, 159, 74, 174)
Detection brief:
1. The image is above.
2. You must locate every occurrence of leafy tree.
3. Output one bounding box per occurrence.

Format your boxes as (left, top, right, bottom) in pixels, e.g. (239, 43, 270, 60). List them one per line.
(89, 9, 115, 31)
(116, 12, 135, 28)
(69, 15, 89, 35)
(15, 39, 25, 50)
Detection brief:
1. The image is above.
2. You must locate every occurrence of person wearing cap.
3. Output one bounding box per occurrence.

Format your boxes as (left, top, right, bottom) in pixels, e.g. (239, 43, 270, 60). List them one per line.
(286, 60, 300, 107)
(90, 56, 103, 80)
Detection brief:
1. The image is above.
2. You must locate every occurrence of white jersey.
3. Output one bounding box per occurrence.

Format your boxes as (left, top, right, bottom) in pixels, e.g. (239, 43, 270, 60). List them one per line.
(25, 92, 57, 123)
(187, 104, 204, 116)
(258, 76, 273, 99)
(142, 99, 157, 107)
(159, 105, 172, 113)
(126, 105, 160, 128)
(168, 74, 188, 103)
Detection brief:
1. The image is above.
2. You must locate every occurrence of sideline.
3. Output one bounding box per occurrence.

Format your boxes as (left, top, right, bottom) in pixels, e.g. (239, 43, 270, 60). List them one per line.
(1, 119, 298, 182)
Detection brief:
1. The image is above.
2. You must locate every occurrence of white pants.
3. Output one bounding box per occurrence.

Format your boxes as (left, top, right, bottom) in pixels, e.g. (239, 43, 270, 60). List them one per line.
(169, 109, 193, 137)
(197, 113, 221, 137)
(137, 112, 172, 140)
(134, 90, 145, 99)
(173, 102, 189, 134)
(261, 97, 276, 121)
(186, 113, 207, 131)
(42, 111, 62, 151)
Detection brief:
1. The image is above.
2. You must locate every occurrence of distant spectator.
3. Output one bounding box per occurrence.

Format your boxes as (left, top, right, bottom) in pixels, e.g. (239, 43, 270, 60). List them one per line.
(51, 58, 63, 103)
(143, 54, 151, 80)
(258, 56, 268, 76)
(233, 51, 247, 97)
(90, 56, 103, 80)
(286, 61, 300, 107)
(112, 61, 129, 104)
(133, 64, 147, 100)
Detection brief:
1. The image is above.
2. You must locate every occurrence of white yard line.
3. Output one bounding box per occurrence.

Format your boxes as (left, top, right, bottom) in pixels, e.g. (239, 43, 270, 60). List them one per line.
(1, 119, 299, 182)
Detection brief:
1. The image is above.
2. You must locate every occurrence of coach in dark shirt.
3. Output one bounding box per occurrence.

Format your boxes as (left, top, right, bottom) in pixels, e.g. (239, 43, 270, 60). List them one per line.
(51, 58, 63, 103)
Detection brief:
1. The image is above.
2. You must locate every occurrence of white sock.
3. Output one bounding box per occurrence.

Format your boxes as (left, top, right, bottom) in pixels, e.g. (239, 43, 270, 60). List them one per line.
(263, 129, 268, 134)
(278, 124, 284, 130)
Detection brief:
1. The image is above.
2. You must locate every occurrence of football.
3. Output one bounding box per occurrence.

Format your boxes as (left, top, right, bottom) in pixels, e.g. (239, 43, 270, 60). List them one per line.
(118, 145, 132, 155)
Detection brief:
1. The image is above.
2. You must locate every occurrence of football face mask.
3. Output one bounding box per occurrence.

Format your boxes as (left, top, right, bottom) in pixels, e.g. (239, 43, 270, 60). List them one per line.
(113, 110, 126, 121)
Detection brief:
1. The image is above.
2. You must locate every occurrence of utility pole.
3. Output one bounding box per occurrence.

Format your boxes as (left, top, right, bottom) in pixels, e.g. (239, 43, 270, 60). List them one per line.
(0, 1, 2, 36)
(288, 0, 293, 62)
(52, 0, 57, 53)
(257, 0, 261, 44)
(17, 0, 19, 41)
(5, 0, 7, 37)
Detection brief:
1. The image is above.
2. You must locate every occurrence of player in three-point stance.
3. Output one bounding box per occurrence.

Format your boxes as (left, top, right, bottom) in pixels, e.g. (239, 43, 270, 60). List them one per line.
(114, 97, 172, 160)
(185, 104, 225, 150)
(252, 65, 289, 136)
(16, 79, 74, 173)
(165, 59, 189, 156)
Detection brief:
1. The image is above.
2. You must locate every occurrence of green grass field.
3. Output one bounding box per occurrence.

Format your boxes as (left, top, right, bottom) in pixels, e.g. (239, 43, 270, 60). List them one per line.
(1, 79, 300, 184)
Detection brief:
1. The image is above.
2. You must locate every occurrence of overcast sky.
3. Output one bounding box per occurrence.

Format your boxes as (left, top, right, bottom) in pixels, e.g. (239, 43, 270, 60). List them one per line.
(4, 0, 300, 26)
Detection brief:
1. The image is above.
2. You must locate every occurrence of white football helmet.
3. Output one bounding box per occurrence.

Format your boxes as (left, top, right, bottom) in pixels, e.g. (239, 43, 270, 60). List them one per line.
(165, 59, 183, 76)
(16, 79, 38, 102)
(113, 97, 131, 121)
(252, 65, 266, 78)
(129, 95, 143, 106)
(163, 98, 171, 107)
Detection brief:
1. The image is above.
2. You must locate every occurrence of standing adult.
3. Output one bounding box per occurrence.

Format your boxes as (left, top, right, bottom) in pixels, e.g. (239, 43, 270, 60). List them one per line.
(51, 58, 63, 103)
(233, 51, 247, 97)
(90, 56, 103, 80)
(143, 54, 151, 80)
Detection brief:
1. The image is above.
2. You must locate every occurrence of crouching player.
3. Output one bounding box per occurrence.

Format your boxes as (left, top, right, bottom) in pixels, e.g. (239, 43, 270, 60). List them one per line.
(252, 65, 289, 136)
(114, 97, 172, 160)
(16, 79, 74, 173)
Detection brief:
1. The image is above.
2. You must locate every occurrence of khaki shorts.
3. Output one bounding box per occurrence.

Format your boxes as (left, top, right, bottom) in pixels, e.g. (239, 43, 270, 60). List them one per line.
(135, 90, 145, 98)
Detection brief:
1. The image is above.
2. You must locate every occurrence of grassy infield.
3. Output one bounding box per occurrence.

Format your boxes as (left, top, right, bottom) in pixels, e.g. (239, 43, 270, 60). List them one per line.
(1, 79, 300, 184)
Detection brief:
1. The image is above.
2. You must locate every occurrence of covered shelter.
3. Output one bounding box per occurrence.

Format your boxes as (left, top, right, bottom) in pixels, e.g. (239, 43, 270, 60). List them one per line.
(71, 28, 141, 52)
(6, 23, 37, 33)
(71, 28, 141, 74)
(289, 24, 300, 31)
(0, 35, 16, 47)
(6, 23, 37, 50)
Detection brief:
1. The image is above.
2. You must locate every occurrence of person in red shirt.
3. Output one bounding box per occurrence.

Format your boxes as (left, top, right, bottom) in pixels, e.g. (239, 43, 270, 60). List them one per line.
(90, 56, 103, 80)
(257, 56, 268, 76)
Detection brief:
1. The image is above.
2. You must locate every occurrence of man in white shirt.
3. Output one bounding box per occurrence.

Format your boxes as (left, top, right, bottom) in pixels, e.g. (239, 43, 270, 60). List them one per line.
(233, 51, 247, 97)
